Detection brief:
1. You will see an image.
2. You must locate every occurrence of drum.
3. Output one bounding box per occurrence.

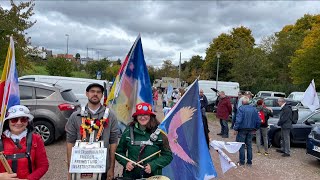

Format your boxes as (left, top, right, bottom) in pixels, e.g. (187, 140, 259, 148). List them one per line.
(147, 176, 170, 180)
(112, 177, 134, 180)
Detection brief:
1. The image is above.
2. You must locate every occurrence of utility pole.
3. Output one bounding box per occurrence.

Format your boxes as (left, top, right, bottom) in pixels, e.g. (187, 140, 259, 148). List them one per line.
(65, 34, 69, 55)
(216, 52, 221, 96)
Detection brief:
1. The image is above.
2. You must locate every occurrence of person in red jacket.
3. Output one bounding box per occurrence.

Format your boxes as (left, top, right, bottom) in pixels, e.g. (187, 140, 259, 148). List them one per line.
(216, 91, 232, 138)
(0, 105, 49, 180)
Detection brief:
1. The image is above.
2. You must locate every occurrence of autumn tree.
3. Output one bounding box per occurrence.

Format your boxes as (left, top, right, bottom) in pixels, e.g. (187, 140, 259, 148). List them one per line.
(289, 17, 320, 88)
(0, 0, 36, 74)
(203, 26, 255, 81)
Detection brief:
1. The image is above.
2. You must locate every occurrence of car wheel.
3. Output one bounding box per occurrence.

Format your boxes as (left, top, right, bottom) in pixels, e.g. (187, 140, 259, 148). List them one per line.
(34, 121, 54, 145)
(273, 131, 281, 148)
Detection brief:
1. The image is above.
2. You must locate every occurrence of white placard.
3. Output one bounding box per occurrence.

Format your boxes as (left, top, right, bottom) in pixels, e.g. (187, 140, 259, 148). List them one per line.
(69, 147, 107, 173)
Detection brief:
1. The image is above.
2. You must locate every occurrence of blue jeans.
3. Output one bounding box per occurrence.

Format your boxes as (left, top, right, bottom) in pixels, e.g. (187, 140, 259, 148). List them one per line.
(236, 130, 253, 165)
(220, 119, 229, 136)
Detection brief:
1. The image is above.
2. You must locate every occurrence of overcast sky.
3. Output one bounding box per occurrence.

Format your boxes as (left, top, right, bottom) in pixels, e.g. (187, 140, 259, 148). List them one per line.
(2, 1, 320, 67)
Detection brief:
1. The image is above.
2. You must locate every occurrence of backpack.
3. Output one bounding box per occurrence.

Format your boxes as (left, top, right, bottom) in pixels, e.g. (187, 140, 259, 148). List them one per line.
(0, 132, 33, 174)
(292, 108, 299, 124)
(258, 110, 266, 124)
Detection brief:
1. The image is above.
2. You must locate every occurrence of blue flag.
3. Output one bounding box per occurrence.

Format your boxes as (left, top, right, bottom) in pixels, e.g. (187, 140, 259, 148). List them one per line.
(159, 79, 217, 179)
(110, 35, 153, 125)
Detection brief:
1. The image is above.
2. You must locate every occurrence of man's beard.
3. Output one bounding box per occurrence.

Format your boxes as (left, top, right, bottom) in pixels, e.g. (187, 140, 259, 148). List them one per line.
(88, 97, 100, 105)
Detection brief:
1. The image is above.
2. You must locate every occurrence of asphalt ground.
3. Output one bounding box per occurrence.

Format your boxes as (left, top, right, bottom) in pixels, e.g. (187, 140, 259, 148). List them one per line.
(43, 102, 320, 180)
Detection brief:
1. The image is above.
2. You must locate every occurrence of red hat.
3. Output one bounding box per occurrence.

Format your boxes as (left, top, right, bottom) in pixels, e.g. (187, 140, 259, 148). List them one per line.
(132, 102, 156, 117)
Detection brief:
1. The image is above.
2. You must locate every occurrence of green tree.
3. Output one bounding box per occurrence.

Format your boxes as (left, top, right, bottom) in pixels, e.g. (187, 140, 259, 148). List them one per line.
(157, 60, 178, 78)
(105, 64, 120, 81)
(147, 65, 156, 84)
(46, 57, 74, 76)
(84, 59, 110, 79)
(0, 0, 36, 74)
(75, 53, 80, 60)
(203, 26, 255, 81)
(180, 55, 204, 83)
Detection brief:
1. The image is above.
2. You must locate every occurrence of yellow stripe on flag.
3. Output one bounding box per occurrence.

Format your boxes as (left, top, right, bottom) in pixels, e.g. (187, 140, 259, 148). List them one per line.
(106, 75, 120, 105)
(1, 44, 12, 82)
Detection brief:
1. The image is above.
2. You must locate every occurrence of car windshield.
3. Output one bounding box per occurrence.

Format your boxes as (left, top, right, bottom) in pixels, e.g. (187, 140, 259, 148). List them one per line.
(274, 93, 285, 97)
(61, 90, 78, 102)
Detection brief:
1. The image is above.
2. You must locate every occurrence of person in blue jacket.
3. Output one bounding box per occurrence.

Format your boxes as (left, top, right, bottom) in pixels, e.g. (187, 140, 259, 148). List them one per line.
(233, 96, 261, 166)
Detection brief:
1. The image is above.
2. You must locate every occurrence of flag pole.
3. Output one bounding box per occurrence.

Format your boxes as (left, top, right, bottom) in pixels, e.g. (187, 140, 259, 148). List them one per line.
(0, 36, 13, 133)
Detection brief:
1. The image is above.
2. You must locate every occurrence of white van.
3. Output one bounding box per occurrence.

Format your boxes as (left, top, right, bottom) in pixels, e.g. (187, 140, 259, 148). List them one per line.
(198, 80, 240, 110)
(255, 91, 286, 98)
(19, 75, 109, 107)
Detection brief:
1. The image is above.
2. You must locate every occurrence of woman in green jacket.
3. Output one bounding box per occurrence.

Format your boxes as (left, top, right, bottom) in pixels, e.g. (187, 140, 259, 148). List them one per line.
(116, 102, 172, 179)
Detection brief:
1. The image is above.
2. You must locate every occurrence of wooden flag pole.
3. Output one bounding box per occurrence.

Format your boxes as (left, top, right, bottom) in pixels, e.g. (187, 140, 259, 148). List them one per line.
(0, 152, 12, 173)
(137, 150, 161, 164)
(115, 153, 144, 168)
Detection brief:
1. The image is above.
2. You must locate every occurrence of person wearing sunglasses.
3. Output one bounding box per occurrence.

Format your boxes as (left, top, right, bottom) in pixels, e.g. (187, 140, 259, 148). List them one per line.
(116, 102, 173, 179)
(0, 105, 49, 180)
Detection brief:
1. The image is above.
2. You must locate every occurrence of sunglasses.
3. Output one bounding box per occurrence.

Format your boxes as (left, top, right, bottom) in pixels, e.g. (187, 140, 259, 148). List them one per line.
(10, 117, 29, 124)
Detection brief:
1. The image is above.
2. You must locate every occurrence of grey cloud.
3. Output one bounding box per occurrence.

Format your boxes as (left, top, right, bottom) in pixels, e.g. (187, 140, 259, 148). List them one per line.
(6, 0, 319, 65)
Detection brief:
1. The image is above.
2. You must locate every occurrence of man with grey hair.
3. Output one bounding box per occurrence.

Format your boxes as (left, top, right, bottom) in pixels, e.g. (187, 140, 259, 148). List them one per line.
(276, 97, 292, 157)
(233, 96, 261, 166)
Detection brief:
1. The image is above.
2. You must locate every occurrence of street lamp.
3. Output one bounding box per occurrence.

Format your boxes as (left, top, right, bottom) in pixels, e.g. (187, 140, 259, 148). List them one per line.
(216, 52, 221, 95)
(65, 34, 69, 56)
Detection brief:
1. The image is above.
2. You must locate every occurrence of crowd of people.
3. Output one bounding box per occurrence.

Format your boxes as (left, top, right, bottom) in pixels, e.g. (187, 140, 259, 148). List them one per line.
(215, 90, 293, 166)
(0, 83, 295, 179)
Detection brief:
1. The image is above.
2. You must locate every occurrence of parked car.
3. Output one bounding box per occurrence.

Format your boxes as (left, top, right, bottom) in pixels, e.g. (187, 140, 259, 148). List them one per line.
(251, 97, 300, 118)
(19, 80, 80, 145)
(268, 109, 320, 147)
(19, 75, 109, 107)
(255, 91, 286, 98)
(268, 107, 312, 125)
(306, 126, 320, 161)
(287, 91, 320, 102)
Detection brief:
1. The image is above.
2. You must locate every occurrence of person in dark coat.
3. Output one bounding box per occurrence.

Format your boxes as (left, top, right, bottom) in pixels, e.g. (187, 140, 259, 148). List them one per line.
(276, 98, 292, 157)
(200, 89, 210, 147)
(216, 91, 232, 138)
(231, 92, 243, 129)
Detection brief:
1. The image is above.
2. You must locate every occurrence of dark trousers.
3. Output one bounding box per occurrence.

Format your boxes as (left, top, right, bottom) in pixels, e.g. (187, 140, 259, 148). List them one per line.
(236, 130, 253, 165)
(231, 113, 236, 129)
(201, 108, 210, 147)
(220, 119, 229, 137)
(281, 128, 291, 154)
(162, 101, 166, 108)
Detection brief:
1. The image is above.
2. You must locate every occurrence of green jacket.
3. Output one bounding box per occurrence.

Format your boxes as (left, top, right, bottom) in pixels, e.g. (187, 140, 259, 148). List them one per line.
(116, 123, 173, 179)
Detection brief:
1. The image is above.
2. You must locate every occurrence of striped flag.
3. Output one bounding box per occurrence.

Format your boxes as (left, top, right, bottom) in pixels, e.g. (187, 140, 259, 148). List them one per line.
(109, 35, 153, 125)
(0, 36, 20, 133)
(105, 45, 131, 105)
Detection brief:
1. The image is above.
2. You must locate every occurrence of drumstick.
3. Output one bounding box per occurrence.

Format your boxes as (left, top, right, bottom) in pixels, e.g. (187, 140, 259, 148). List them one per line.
(115, 152, 144, 168)
(137, 150, 161, 164)
(0, 152, 12, 173)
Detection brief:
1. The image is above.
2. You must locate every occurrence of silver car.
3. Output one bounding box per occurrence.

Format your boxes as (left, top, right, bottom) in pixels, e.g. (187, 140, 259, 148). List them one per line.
(19, 80, 80, 145)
